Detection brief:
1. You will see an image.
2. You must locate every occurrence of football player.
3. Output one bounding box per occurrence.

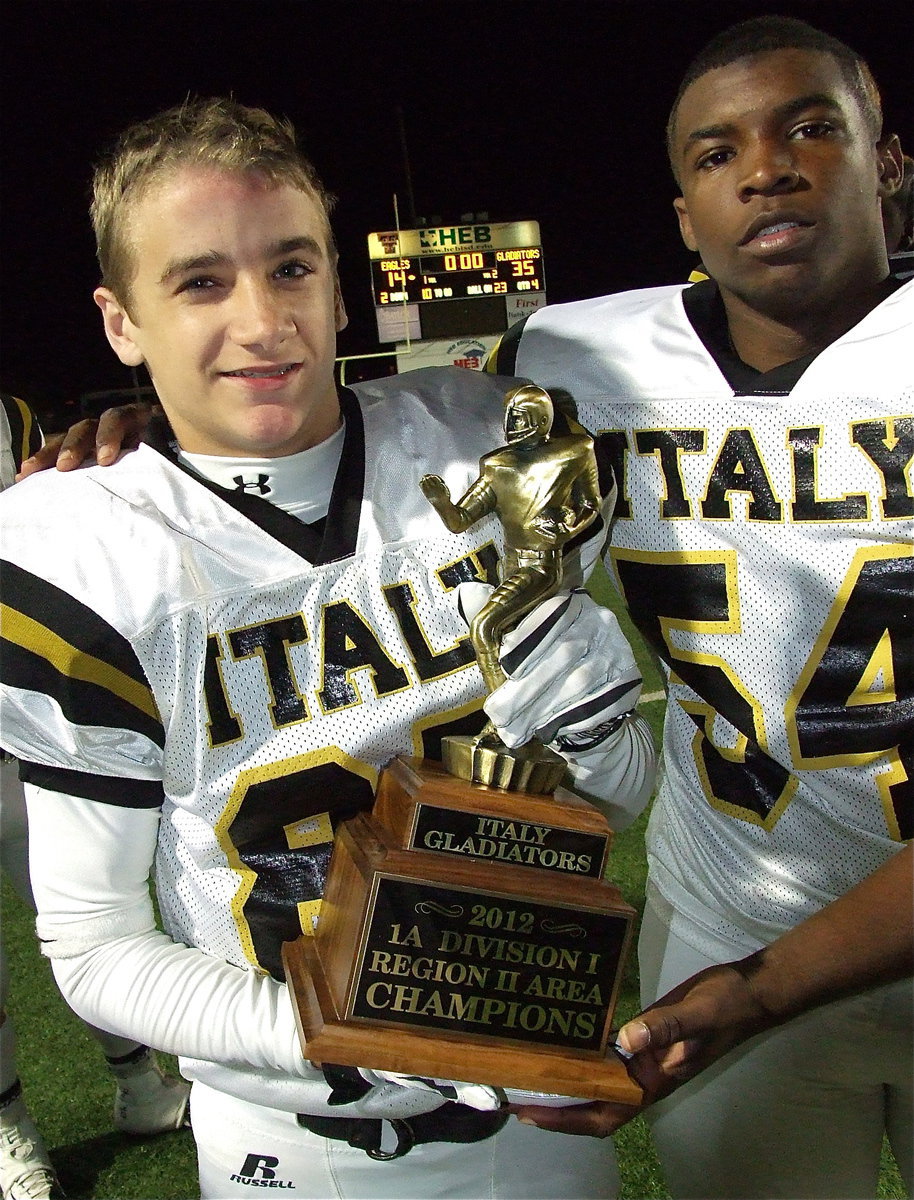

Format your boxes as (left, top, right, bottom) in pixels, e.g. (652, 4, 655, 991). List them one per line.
(486, 16, 912, 1200)
(1, 393, 189, 1200)
(0, 102, 654, 1198)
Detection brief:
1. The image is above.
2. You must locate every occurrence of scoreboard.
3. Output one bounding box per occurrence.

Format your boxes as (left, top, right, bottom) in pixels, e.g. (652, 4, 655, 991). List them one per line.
(372, 246, 543, 306)
(368, 220, 546, 343)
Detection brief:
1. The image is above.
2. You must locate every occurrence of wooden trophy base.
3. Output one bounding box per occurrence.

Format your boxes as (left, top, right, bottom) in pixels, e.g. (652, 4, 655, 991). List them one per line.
(282, 757, 641, 1106)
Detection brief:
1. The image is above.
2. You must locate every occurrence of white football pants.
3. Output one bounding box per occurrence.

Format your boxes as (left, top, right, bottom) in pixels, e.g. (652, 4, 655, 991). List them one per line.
(189, 1079, 619, 1199)
(639, 887, 914, 1199)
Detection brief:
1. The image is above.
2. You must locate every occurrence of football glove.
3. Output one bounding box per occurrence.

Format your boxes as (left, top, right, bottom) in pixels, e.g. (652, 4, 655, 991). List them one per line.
(456, 582, 656, 828)
(322, 1064, 501, 1114)
(457, 583, 643, 750)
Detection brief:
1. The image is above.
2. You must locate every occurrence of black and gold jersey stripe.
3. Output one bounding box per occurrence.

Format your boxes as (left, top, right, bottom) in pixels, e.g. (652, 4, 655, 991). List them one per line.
(484, 316, 529, 377)
(2, 392, 42, 471)
(17, 761, 165, 807)
(0, 559, 163, 748)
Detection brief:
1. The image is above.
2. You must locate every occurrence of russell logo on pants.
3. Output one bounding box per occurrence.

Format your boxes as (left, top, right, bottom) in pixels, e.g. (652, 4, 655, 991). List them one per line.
(231, 1154, 295, 1188)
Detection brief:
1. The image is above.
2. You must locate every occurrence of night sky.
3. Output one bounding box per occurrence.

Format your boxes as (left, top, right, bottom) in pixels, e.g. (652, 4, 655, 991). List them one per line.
(2, 0, 910, 430)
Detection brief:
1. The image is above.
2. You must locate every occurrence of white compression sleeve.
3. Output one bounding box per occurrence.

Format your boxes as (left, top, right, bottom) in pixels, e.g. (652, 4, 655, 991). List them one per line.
(24, 785, 307, 1078)
(23, 786, 499, 1117)
(562, 711, 657, 831)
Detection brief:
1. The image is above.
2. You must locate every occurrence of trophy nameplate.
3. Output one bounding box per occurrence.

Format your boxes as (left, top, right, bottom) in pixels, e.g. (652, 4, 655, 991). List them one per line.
(283, 764, 640, 1104)
(373, 755, 612, 878)
(282, 387, 642, 1105)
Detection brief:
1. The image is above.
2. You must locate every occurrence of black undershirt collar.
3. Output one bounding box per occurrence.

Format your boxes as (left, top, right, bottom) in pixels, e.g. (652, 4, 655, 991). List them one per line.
(682, 276, 904, 396)
(143, 386, 366, 566)
(681, 279, 820, 396)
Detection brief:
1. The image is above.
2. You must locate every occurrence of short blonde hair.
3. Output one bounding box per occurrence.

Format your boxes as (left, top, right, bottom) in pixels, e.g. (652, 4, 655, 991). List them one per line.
(91, 97, 337, 311)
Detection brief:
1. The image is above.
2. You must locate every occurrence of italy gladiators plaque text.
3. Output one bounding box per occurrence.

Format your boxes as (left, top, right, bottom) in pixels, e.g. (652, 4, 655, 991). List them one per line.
(282, 759, 639, 1103)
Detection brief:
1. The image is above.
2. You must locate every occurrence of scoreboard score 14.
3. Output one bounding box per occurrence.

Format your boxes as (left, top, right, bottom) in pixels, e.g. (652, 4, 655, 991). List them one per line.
(368, 220, 546, 342)
(372, 246, 543, 306)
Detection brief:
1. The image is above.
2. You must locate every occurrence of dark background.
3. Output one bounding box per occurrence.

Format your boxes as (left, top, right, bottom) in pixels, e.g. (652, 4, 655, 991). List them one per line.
(2, 0, 910, 429)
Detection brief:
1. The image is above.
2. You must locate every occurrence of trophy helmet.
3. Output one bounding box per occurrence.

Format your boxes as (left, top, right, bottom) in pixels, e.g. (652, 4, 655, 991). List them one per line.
(504, 385, 554, 445)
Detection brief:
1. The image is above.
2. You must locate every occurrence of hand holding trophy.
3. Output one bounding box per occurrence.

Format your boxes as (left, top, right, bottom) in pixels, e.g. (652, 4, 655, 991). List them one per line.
(283, 385, 641, 1106)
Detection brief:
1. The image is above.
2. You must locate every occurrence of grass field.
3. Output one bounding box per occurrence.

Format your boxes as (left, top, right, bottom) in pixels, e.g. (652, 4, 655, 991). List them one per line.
(1, 567, 905, 1198)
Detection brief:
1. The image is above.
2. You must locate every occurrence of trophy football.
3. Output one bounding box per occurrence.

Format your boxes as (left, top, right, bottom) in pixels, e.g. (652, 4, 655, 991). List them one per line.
(282, 385, 640, 1105)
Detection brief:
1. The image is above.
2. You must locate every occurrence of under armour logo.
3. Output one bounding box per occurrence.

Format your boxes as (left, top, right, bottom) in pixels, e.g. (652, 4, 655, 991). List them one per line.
(233, 474, 272, 495)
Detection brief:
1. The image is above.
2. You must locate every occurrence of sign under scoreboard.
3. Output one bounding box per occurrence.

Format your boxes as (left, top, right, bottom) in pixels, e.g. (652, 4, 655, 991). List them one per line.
(368, 220, 546, 343)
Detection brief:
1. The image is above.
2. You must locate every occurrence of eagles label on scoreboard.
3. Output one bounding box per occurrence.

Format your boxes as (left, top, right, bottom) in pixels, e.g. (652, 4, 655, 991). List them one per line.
(368, 220, 547, 343)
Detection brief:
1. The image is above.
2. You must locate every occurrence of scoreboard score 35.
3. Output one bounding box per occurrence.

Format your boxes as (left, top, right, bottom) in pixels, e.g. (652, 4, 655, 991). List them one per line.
(368, 220, 546, 343)
(374, 246, 542, 305)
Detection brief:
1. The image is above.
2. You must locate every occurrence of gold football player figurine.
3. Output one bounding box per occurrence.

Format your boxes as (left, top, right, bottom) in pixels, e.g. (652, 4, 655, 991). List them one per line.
(421, 384, 601, 790)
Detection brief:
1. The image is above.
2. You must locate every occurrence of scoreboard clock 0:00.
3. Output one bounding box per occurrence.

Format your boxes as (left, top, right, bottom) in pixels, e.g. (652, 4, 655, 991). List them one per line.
(371, 246, 544, 307)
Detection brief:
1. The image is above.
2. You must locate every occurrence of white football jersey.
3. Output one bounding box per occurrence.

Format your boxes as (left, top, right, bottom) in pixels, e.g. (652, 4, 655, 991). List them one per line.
(494, 281, 913, 949)
(0, 368, 612, 980)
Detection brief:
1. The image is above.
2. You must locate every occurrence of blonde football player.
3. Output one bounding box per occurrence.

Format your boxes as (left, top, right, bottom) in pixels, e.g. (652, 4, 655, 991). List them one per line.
(0, 101, 654, 1198)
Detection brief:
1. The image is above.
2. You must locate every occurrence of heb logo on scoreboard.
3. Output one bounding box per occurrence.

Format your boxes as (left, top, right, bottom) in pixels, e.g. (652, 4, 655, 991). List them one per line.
(369, 221, 540, 260)
(370, 226, 491, 256)
(419, 225, 492, 251)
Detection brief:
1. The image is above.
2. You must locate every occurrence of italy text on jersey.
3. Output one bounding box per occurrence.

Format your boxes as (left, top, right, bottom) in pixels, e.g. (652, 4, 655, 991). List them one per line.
(504, 284, 912, 936)
(1, 482, 506, 978)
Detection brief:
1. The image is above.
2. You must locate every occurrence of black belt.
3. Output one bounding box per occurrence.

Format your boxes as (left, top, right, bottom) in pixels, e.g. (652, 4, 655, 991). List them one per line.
(297, 1102, 509, 1160)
